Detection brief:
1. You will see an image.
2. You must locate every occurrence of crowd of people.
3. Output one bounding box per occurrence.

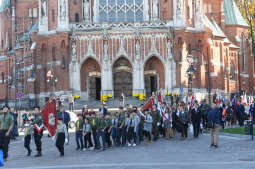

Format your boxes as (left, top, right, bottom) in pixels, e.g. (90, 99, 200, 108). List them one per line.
(0, 94, 255, 161)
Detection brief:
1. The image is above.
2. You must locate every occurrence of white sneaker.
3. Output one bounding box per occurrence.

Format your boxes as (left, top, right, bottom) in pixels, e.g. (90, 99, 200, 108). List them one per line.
(132, 143, 136, 147)
(82, 148, 87, 151)
(128, 143, 132, 147)
(89, 147, 94, 151)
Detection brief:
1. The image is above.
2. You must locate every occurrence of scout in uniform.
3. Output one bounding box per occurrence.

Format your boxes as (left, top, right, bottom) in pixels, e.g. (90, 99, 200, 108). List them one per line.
(24, 118, 33, 156)
(117, 107, 126, 147)
(87, 112, 98, 150)
(33, 107, 43, 157)
(75, 113, 84, 150)
(96, 113, 106, 150)
(54, 117, 68, 156)
(104, 114, 112, 148)
(0, 105, 14, 161)
(111, 112, 118, 146)
(83, 118, 93, 150)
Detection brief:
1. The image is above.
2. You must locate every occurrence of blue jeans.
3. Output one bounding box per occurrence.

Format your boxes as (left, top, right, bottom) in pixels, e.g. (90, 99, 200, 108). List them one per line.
(75, 130, 83, 149)
(96, 130, 106, 149)
(117, 127, 126, 146)
(135, 126, 140, 144)
(111, 128, 117, 144)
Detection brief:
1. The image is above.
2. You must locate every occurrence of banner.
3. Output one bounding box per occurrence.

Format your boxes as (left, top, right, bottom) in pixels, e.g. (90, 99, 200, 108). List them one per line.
(143, 97, 153, 110)
(41, 99, 57, 136)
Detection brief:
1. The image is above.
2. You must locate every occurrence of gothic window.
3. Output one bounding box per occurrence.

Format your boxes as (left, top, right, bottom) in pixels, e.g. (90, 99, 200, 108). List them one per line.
(230, 62, 235, 80)
(52, 47, 56, 61)
(241, 33, 245, 71)
(98, 0, 144, 22)
(52, 9, 55, 22)
(75, 13, 79, 22)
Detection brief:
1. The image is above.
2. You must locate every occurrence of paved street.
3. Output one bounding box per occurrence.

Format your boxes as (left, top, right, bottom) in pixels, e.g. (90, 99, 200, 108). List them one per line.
(4, 133, 255, 169)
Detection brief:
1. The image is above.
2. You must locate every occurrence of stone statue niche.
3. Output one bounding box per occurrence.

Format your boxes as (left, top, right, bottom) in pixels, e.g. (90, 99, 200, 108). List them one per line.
(83, 0, 90, 22)
(41, 0, 47, 17)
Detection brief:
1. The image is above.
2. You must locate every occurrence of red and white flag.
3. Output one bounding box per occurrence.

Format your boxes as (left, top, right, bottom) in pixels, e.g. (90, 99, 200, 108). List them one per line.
(41, 99, 57, 136)
(216, 93, 221, 105)
(46, 70, 52, 78)
(143, 97, 153, 110)
(157, 92, 163, 104)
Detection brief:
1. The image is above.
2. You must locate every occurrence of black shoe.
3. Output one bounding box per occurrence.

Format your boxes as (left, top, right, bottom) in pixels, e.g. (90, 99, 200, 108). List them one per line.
(210, 144, 214, 147)
(60, 153, 64, 157)
(214, 145, 218, 148)
(35, 152, 42, 157)
(76, 147, 80, 150)
(27, 149, 32, 156)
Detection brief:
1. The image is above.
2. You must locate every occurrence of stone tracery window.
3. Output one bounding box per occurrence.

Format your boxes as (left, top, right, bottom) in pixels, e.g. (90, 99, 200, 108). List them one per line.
(99, 0, 144, 22)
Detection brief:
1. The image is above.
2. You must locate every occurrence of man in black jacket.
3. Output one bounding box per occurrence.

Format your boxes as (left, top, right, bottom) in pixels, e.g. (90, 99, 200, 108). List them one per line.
(191, 103, 201, 138)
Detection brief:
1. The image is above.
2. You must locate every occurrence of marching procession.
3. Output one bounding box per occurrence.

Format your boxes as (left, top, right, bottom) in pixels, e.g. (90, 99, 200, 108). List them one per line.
(1, 92, 255, 164)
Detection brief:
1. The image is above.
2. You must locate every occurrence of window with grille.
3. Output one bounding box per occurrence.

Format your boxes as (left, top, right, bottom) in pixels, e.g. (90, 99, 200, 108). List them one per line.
(99, 0, 144, 22)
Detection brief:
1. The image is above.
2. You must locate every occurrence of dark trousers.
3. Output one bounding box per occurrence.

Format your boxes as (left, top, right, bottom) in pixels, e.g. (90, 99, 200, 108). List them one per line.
(24, 135, 31, 153)
(69, 103, 74, 111)
(84, 132, 93, 148)
(145, 131, 151, 141)
(138, 124, 144, 143)
(182, 123, 188, 138)
(193, 122, 200, 137)
(0, 130, 10, 159)
(111, 128, 117, 145)
(92, 129, 98, 148)
(152, 123, 159, 141)
(117, 126, 126, 146)
(105, 127, 112, 147)
(75, 130, 83, 149)
(202, 114, 208, 129)
(96, 130, 106, 149)
(34, 130, 43, 153)
(127, 127, 136, 144)
(56, 133, 65, 155)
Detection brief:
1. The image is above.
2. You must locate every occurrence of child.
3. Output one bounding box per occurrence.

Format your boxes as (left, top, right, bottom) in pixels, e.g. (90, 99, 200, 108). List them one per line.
(24, 118, 33, 156)
(83, 118, 93, 151)
(75, 114, 84, 150)
(55, 117, 68, 156)
(144, 111, 152, 144)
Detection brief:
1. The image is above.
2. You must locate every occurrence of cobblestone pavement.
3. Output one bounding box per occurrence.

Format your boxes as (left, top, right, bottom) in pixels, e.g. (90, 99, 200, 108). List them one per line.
(5, 133, 255, 169)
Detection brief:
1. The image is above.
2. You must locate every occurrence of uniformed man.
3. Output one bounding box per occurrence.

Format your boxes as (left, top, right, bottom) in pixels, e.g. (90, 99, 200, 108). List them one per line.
(117, 107, 126, 147)
(87, 112, 98, 150)
(33, 107, 43, 157)
(0, 105, 14, 161)
(104, 114, 112, 147)
(96, 113, 106, 150)
(151, 104, 160, 141)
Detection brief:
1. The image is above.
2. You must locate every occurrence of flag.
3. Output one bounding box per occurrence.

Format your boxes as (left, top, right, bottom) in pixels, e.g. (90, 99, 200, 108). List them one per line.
(190, 95, 195, 110)
(232, 96, 238, 109)
(41, 99, 57, 136)
(157, 92, 163, 104)
(143, 97, 153, 110)
(46, 70, 52, 78)
(243, 94, 248, 106)
(215, 93, 221, 104)
(179, 84, 184, 96)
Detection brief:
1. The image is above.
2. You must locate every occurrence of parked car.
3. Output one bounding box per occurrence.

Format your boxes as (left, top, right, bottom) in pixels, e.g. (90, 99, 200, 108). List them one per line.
(67, 111, 78, 129)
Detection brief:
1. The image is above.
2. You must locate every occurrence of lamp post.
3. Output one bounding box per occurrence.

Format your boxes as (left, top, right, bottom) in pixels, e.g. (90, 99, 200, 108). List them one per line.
(186, 54, 196, 96)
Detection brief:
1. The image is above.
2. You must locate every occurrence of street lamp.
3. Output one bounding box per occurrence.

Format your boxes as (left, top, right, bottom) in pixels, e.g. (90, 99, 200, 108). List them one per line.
(186, 54, 196, 96)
